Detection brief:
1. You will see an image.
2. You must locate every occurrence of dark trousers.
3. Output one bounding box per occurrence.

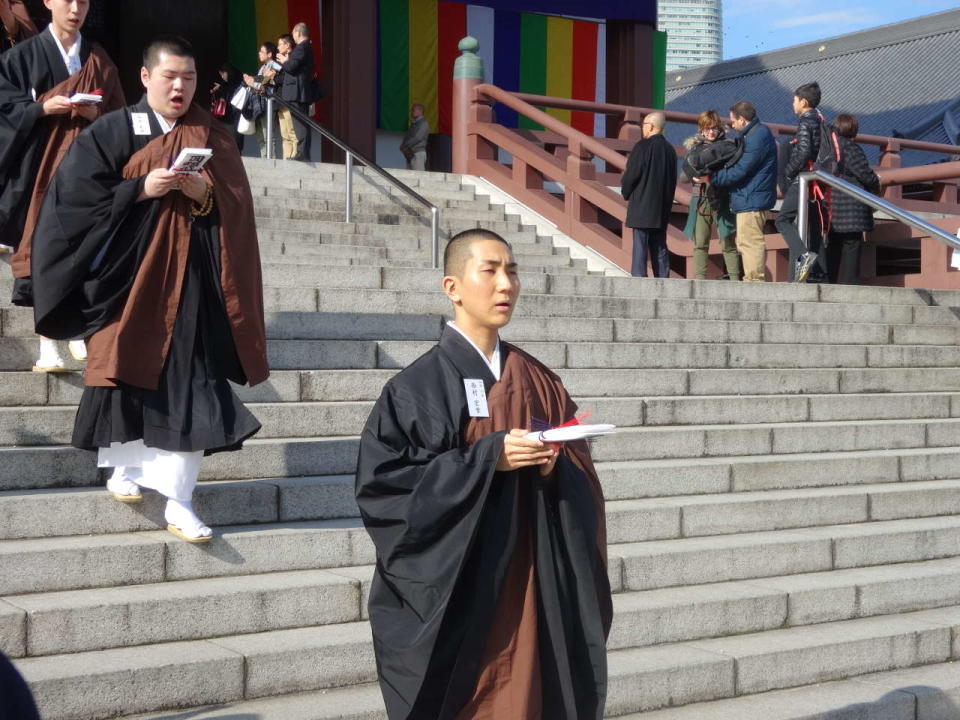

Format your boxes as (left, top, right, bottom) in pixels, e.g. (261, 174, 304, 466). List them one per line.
(826, 231, 862, 284)
(775, 183, 827, 281)
(290, 100, 312, 160)
(631, 228, 670, 278)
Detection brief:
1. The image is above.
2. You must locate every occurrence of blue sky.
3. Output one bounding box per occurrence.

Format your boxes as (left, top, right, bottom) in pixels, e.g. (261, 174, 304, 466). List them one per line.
(723, 0, 958, 59)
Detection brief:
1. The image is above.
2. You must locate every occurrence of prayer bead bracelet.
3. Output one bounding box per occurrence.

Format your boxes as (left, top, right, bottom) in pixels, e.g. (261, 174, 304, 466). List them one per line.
(190, 184, 215, 218)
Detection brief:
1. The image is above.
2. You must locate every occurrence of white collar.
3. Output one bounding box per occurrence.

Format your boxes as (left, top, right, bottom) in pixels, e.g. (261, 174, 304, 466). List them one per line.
(48, 25, 81, 75)
(447, 321, 501, 381)
(153, 110, 177, 134)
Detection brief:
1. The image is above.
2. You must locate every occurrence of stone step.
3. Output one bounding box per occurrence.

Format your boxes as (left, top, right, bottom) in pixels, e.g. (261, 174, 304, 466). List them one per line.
(6, 548, 960, 663)
(8, 508, 960, 597)
(253, 202, 511, 224)
(253, 215, 533, 236)
(121, 682, 385, 720)
(10, 366, 960, 407)
(293, 286, 960, 326)
(256, 184, 482, 205)
(626, 660, 960, 719)
(3, 415, 960, 491)
(3, 454, 959, 543)
(112, 658, 960, 719)
(15, 604, 960, 719)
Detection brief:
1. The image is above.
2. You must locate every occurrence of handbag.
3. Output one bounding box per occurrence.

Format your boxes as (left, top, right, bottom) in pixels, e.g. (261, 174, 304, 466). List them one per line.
(211, 98, 226, 118)
(230, 86, 249, 110)
(237, 114, 255, 135)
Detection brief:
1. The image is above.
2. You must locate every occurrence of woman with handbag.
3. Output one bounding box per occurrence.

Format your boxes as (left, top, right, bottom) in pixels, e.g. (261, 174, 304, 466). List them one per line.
(209, 62, 244, 150)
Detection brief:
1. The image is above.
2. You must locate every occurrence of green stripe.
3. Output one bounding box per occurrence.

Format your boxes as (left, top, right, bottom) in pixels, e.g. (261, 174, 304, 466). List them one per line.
(651, 30, 667, 110)
(378, 0, 410, 132)
(228, 0, 258, 75)
(518, 12, 547, 131)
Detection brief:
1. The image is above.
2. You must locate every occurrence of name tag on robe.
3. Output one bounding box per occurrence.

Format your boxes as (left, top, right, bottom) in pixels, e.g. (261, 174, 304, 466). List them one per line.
(463, 379, 489, 418)
(131, 113, 151, 136)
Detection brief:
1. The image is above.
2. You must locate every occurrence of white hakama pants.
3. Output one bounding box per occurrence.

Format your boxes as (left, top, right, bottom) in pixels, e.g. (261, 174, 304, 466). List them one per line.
(98, 439, 203, 503)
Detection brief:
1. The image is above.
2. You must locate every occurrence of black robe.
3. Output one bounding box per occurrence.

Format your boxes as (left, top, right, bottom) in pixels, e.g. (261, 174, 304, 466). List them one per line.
(29, 97, 260, 454)
(356, 327, 611, 720)
(0, 28, 91, 244)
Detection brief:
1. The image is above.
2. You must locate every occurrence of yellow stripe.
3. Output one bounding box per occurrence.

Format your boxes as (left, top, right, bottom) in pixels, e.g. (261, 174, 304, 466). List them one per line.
(256, 0, 289, 50)
(545, 16, 573, 125)
(408, 0, 439, 134)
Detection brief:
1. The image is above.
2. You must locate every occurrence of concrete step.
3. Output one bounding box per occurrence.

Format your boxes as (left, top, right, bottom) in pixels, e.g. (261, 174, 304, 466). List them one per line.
(256, 184, 483, 205)
(9, 509, 960, 596)
(615, 515, 960, 591)
(121, 682, 385, 720)
(6, 549, 960, 662)
(4, 459, 960, 544)
(253, 203, 511, 224)
(112, 658, 960, 719)
(10, 366, 960, 407)
(626, 660, 960, 719)
(253, 215, 533, 236)
(15, 604, 960, 719)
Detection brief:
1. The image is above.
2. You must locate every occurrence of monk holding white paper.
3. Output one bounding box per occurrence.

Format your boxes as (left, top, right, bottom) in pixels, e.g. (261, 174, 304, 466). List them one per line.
(356, 228, 612, 720)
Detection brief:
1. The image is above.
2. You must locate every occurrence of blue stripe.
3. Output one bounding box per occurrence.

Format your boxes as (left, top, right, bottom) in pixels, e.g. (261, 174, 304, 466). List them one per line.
(493, 9, 521, 128)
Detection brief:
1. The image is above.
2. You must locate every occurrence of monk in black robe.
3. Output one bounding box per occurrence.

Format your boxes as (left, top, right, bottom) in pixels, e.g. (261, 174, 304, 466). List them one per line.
(0, 0, 124, 369)
(0, 0, 37, 52)
(356, 229, 612, 720)
(30, 35, 269, 542)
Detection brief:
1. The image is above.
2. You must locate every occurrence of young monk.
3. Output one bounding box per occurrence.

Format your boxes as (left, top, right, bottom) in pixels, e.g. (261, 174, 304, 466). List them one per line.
(356, 229, 612, 720)
(29, 35, 268, 542)
(0, 0, 124, 370)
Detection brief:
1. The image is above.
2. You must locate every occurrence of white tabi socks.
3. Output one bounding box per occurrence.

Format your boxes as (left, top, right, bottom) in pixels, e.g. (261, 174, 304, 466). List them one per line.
(100, 442, 211, 542)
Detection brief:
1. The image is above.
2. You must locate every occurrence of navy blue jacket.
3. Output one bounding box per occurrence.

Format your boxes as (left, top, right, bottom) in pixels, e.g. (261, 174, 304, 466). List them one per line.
(711, 118, 778, 213)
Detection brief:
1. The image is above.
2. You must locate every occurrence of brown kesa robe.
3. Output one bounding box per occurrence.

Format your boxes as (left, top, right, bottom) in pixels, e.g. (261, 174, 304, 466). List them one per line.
(11, 44, 124, 281)
(83, 103, 269, 390)
(456, 345, 608, 720)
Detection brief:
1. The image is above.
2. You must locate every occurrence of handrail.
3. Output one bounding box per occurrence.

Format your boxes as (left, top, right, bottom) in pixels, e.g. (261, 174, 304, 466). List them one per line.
(797, 170, 960, 252)
(266, 96, 442, 268)
(475, 84, 627, 170)
(506, 91, 960, 157)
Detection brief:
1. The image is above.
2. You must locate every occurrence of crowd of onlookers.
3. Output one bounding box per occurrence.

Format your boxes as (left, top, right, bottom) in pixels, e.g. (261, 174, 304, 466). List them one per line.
(214, 22, 319, 161)
(622, 81, 881, 284)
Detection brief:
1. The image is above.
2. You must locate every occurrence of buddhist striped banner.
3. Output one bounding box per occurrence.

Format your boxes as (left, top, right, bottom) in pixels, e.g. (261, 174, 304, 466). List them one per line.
(377, 0, 613, 136)
(228, 0, 321, 74)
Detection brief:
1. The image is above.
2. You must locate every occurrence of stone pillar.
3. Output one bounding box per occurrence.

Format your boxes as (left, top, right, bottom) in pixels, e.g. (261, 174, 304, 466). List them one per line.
(452, 36, 484, 174)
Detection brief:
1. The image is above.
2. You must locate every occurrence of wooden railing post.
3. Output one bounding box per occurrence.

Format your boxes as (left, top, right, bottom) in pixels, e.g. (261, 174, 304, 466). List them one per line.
(565, 138, 598, 229)
(619, 109, 644, 144)
(453, 36, 484, 174)
(880, 141, 903, 201)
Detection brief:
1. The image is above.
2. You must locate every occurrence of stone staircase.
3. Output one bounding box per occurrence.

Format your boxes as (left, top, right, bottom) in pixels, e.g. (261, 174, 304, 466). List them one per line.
(4, 158, 960, 719)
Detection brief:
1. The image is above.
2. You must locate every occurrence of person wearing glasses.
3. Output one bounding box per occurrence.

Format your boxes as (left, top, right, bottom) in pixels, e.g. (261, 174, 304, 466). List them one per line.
(620, 112, 678, 278)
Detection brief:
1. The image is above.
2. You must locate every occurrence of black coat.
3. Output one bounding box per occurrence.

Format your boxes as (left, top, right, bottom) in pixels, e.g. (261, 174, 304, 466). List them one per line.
(279, 40, 314, 103)
(830, 136, 879, 233)
(783, 109, 823, 184)
(620, 133, 678, 230)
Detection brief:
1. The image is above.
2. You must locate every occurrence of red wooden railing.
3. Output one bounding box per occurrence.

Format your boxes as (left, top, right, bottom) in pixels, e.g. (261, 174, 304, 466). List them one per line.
(453, 78, 960, 287)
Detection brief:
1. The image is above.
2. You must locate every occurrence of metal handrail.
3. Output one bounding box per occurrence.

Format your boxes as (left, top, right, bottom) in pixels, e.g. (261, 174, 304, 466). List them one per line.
(798, 170, 960, 251)
(265, 96, 442, 268)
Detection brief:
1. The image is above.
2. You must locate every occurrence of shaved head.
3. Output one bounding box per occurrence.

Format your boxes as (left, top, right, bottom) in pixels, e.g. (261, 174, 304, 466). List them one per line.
(443, 229, 512, 277)
(143, 35, 194, 71)
(646, 112, 665, 131)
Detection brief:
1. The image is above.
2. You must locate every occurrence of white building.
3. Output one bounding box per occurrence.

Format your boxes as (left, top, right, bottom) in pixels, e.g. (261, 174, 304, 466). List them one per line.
(658, 0, 723, 70)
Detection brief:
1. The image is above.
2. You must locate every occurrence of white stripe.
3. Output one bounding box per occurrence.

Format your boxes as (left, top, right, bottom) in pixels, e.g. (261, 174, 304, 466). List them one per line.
(594, 21, 607, 138)
(466, 5, 495, 83)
